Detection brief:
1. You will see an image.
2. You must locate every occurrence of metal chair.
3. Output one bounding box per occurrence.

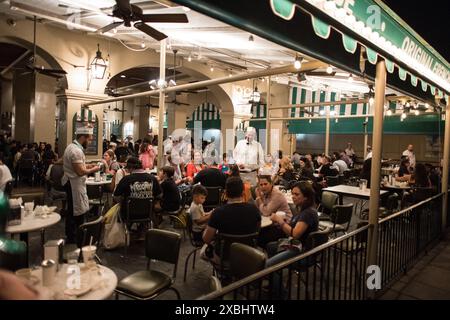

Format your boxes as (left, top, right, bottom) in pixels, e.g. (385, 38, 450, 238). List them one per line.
(317, 191, 339, 221)
(86, 184, 104, 214)
(3, 180, 13, 197)
(0, 240, 27, 271)
(183, 212, 204, 282)
(203, 187, 222, 212)
(16, 159, 36, 187)
(325, 176, 340, 187)
(319, 204, 354, 237)
(115, 229, 182, 300)
(123, 197, 154, 256)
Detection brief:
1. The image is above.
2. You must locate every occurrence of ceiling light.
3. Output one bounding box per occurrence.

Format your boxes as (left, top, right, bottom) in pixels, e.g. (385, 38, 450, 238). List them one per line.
(210, 66, 214, 72)
(386, 109, 393, 116)
(326, 65, 333, 74)
(112, 28, 117, 34)
(149, 80, 157, 90)
(294, 55, 302, 70)
(425, 103, 430, 109)
(169, 79, 176, 87)
(120, 74, 126, 78)
(335, 118, 339, 123)
(187, 54, 192, 62)
(401, 113, 407, 120)
(330, 111, 336, 116)
(157, 79, 167, 88)
(182, 6, 191, 12)
(369, 97, 374, 105)
(348, 74, 353, 82)
(319, 110, 325, 116)
(90, 44, 107, 79)
(406, 102, 410, 107)
(414, 110, 420, 116)
(140, 41, 146, 49)
(309, 119, 312, 124)
(251, 86, 260, 103)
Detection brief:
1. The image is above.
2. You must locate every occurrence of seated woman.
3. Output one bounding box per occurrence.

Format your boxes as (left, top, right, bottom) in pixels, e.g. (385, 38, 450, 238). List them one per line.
(157, 166, 181, 212)
(395, 157, 412, 183)
(299, 157, 315, 181)
(405, 163, 432, 205)
(274, 157, 296, 187)
(185, 150, 204, 182)
(102, 150, 121, 175)
(265, 181, 319, 299)
(255, 175, 292, 248)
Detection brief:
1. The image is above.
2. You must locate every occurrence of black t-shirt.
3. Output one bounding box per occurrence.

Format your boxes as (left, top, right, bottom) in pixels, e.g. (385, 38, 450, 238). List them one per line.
(114, 172, 161, 215)
(320, 164, 338, 177)
(398, 165, 410, 177)
(208, 203, 261, 235)
(290, 206, 319, 246)
(193, 167, 227, 188)
(161, 179, 181, 212)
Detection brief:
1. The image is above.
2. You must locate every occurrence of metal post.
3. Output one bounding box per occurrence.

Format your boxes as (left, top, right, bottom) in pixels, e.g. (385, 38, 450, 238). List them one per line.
(367, 60, 386, 298)
(325, 107, 330, 155)
(442, 98, 450, 231)
(265, 76, 271, 154)
(364, 117, 369, 159)
(157, 39, 166, 169)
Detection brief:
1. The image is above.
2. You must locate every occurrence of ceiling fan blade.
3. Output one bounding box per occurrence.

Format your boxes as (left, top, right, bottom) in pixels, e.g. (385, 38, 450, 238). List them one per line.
(306, 71, 336, 77)
(139, 13, 188, 23)
(41, 68, 67, 74)
(95, 21, 123, 34)
(134, 22, 167, 41)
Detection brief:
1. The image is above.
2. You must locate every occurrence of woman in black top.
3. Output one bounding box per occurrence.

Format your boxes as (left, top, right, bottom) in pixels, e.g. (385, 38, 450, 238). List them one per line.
(158, 166, 181, 212)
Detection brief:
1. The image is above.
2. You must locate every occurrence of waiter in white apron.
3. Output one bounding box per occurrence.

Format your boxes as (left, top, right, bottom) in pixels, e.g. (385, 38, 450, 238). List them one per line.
(233, 127, 265, 186)
(62, 125, 100, 244)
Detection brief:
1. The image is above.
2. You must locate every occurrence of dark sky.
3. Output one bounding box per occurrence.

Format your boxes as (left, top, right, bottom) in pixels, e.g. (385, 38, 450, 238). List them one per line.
(382, 0, 450, 62)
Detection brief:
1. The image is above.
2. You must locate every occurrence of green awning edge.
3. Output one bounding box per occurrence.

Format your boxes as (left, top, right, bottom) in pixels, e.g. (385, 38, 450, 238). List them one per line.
(342, 34, 357, 54)
(385, 59, 395, 74)
(421, 80, 428, 92)
(399, 67, 407, 81)
(411, 75, 418, 87)
(365, 47, 378, 65)
(311, 15, 331, 39)
(269, 0, 296, 20)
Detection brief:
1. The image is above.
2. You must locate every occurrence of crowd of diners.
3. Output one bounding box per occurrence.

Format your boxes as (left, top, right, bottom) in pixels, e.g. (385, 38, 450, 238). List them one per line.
(0, 130, 448, 300)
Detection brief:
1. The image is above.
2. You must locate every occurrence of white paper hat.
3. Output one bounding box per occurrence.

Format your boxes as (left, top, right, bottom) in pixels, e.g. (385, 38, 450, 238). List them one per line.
(76, 125, 94, 135)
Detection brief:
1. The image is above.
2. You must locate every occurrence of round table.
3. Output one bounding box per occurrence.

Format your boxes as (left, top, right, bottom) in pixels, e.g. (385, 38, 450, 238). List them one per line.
(32, 264, 117, 300)
(6, 213, 61, 234)
(86, 178, 112, 186)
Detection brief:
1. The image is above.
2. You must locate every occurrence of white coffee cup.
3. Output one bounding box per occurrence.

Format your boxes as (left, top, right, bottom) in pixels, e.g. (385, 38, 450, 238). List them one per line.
(276, 211, 286, 218)
(82, 245, 97, 264)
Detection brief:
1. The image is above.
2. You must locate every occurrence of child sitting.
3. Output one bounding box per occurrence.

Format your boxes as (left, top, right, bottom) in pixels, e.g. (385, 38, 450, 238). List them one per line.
(189, 184, 211, 242)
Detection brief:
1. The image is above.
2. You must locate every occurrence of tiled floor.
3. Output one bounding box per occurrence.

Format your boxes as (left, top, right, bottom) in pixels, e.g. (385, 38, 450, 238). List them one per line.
(380, 231, 450, 300)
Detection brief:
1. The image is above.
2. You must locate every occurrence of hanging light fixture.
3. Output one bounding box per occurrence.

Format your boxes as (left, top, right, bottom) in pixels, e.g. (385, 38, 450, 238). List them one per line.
(401, 112, 407, 120)
(187, 54, 192, 62)
(348, 74, 353, 82)
(386, 109, 393, 116)
(90, 43, 107, 79)
(326, 65, 333, 74)
(294, 54, 302, 70)
(251, 79, 261, 103)
(414, 110, 420, 116)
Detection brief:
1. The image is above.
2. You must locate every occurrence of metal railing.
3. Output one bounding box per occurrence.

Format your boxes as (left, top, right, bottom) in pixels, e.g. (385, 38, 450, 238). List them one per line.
(198, 193, 445, 300)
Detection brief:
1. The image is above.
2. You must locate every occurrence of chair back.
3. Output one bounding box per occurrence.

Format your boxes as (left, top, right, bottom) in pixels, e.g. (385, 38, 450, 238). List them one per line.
(126, 197, 153, 223)
(229, 243, 266, 280)
(330, 204, 354, 228)
(0, 241, 27, 271)
(49, 164, 65, 191)
(18, 158, 34, 170)
(4, 181, 13, 197)
(186, 212, 203, 247)
(204, 187, 222, 209)
(386, 193, 399, 212)
(10, 192, 45, 205)
(298, 228, 330, 267)
(326, 176, 339, 187)
(145, 229, 181, 278)
(76, 215, 104, 249)
(86, 184, 103, 201)
(216, 232, 259, 263)
(208, 276, 222, 293)
(320, 191, 339, 213)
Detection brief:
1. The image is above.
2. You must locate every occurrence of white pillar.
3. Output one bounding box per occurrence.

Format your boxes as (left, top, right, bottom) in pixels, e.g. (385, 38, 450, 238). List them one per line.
(325, 108, 330, 155)
(157, 39, 166, 169)
(442, 98, 450, 231)
(367, 60, 386, 297)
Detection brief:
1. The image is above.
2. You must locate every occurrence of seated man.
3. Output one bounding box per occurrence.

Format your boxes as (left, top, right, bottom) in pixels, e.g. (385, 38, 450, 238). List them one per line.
(332, 152, 348, 175)
(202, 177, 261, 265)
(113, 157, 161, 219)
(255, 175, 292, 248)
(319, 156, 339, 177)
(193, 162, 227, 189)
(158, 166, 181, 212)
(0, 153, 13, 192)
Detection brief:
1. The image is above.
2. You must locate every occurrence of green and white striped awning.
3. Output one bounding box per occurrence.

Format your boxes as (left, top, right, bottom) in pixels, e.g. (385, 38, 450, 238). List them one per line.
(251, 103, 267, 119)
(75, 109, 97, 123)
(186, 102, 221, 129)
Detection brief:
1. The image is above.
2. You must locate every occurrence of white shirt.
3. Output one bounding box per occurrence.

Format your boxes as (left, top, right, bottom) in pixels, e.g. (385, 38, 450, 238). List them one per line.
(62, 140, 85, 184)
(333, 160, 348, 174)
(402, 150, 416, 168)
(345, 147, 355, 157)
(233, 139, 265, 169)
(203, 142, 219, 165)
(0, 164, 13, 191)
(365, 152, 373, 160)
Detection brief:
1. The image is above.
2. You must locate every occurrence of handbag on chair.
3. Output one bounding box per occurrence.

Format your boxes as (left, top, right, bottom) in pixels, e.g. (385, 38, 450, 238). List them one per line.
(103, 204, 129, 249)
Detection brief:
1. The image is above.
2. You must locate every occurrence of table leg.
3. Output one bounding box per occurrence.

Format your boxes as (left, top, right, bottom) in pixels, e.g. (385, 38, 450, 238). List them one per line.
(19, 232, 29, 267)
(41, 229, 45, 259)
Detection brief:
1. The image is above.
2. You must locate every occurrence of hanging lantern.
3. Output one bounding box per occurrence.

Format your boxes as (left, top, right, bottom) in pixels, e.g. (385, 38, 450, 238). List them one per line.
(90, 44, 107, 80)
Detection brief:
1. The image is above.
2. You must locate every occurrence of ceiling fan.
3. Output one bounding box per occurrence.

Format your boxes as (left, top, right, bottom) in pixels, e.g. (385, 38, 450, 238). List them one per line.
(103, 103, 127, 113)
(94, 0, 188, 41)
(22, 16, 67, 78)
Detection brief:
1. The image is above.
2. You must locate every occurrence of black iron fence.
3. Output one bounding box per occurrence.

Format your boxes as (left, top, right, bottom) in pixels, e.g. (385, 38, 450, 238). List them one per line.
(199, 193, 445, 300)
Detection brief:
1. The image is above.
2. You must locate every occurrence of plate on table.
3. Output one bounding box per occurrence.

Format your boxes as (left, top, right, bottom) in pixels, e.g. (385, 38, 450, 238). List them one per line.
(64, 284, 92, 297)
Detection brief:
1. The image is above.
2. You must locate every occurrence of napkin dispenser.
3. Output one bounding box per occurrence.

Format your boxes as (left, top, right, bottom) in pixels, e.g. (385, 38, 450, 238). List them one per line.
(44, 239, 65, 271)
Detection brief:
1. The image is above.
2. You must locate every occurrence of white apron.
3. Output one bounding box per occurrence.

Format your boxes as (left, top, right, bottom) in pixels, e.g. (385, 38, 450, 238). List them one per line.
(68, 175, 89, 217)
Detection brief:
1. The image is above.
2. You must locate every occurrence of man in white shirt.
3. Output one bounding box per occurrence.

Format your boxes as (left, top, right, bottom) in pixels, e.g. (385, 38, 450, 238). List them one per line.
(332, 153, 349, 174)
(345, 142, 355, 158)
(402, 144, 416, 168)
(233, 127, 264, 185)
(0, 155, 12, 192)
(62, 126, 100, 243)
(365, 146, 373, 160)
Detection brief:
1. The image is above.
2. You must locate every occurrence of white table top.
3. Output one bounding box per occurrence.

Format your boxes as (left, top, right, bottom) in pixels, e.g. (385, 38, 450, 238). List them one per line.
(323, 185, 389, 199)
(32, 264, 117, 300)
(6, 213, 61, 234)
(261, 216, 273, 228)
(86, 178, 112, 186)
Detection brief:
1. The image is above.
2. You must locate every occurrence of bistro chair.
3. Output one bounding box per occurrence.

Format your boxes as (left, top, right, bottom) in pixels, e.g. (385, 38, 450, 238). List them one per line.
(317, 191, 339, 221)
(16, 159, 36, 187)
(319, 204, 354, 237)
(183, 212, 204, 282)
(3, 180, 13, 197)
(115, 229, 182, 300)
(86, 184, 104, 214)
(0, 240, 28, 272)
(161, 189, 189, 239)
(325, 176, 340, 187)
(203, 187, 222, 212)
(213, 232, 259, 281)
